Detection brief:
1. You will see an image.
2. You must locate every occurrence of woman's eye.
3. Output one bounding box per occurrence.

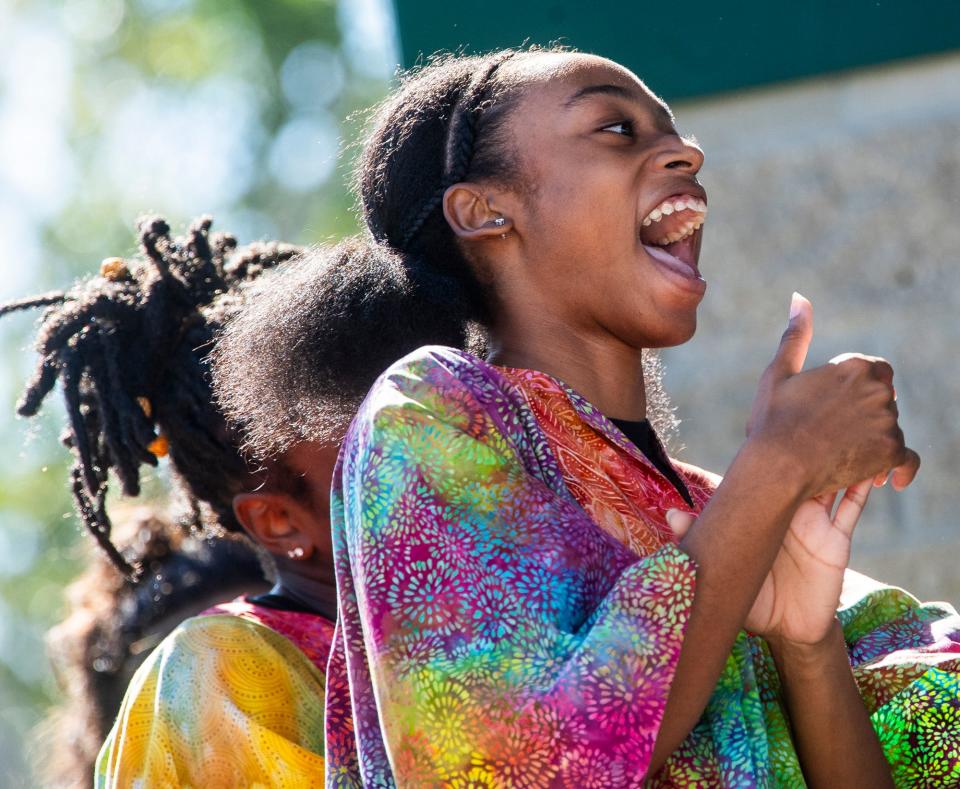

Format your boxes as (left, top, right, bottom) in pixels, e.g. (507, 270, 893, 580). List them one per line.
(601, 120, 634, 137)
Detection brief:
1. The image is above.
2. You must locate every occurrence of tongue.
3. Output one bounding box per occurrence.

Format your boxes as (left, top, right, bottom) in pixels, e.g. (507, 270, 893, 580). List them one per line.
(643, 244, 701, 280)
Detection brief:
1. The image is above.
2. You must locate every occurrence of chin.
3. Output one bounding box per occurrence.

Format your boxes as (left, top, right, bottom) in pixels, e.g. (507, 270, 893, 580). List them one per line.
(636, 308, 698, 350)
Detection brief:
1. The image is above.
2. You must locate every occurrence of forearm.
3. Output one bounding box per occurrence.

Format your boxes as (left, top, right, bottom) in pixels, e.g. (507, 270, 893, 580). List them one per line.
(770, 621, 893, 788)
(649, 440, 807, 772)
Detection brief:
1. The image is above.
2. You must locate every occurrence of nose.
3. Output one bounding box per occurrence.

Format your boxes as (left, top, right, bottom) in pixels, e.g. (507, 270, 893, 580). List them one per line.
(652, 136, 704, 174)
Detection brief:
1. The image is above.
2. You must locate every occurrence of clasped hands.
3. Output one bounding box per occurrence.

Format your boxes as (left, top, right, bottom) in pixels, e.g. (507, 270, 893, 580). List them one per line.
(668, 294, 920, 651)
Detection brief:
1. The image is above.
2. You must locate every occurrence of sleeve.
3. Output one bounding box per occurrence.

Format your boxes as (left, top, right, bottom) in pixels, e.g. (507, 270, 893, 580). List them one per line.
(839, 579, 960, 786)
(95, 614, 327, 789)
(332, 349, 698, 786)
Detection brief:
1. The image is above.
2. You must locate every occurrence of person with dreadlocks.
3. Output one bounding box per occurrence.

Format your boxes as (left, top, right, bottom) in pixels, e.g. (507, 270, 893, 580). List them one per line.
(213, 47, 959, 786)
(3, 216, 361, 787)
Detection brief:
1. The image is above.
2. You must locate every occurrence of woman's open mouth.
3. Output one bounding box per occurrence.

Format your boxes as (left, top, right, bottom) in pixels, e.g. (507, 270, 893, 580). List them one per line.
(638, 194, 706, 284)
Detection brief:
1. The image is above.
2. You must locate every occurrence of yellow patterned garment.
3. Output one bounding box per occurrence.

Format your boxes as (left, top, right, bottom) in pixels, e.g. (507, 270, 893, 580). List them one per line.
(95, 610, 331, 788)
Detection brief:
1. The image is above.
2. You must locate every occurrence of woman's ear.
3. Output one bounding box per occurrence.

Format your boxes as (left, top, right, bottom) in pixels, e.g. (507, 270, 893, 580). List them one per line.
(443, 182, 514, 241)
(233, 492, 314, 560)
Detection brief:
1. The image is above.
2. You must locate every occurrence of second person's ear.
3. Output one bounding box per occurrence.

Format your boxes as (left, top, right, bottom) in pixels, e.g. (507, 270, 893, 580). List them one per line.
(233, 492, 314, 561)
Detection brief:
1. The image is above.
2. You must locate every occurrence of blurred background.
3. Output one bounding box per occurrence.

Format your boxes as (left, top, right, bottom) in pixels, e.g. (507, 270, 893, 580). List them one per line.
(0, 0, 957, 784)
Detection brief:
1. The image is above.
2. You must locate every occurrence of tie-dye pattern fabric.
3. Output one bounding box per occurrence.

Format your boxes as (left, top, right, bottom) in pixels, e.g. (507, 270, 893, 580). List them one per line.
(327, 345, 960, 787)
(95, 600, 335, 788)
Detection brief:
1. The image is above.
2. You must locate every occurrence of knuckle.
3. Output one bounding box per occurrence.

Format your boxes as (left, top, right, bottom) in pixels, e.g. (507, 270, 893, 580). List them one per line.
(887, 428, 906, 455)
(870, 359, 895, 382)
(869, 381, 896, 403)
(833, 356, 871, 379)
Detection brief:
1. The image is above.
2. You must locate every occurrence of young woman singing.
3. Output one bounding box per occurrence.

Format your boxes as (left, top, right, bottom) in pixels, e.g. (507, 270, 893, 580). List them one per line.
(214, 48, 958, 787)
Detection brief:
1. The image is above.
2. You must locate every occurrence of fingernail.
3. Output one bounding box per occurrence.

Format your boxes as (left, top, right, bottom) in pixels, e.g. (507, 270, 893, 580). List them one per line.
(789, 292, 803, 322)
(665, 508, 680, 525)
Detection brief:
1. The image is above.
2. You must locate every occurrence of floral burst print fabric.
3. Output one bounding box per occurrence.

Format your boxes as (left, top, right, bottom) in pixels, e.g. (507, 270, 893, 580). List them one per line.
(327, 346, 960, 788)
(96, 600, 335, 788)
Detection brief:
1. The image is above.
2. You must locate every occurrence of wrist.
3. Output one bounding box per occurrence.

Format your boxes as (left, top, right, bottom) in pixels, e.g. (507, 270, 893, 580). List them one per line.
(768, 619, 846, 679)
(736, 436, 812, 503)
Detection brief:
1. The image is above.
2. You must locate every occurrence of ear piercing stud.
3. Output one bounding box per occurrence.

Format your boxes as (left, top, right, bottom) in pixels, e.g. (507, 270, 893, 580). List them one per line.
(492, 216, 508, 239)
(287, 546, 306, 560)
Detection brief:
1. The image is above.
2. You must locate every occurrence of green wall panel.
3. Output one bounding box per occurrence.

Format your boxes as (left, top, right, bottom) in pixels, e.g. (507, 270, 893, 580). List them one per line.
(393, 1, 960, 100)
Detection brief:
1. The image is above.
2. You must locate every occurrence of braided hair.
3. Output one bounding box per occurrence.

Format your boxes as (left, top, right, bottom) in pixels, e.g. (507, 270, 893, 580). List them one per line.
(2, 215, 302, 578)
(214, 47, 677, 458)
(396, 51, 517, 251)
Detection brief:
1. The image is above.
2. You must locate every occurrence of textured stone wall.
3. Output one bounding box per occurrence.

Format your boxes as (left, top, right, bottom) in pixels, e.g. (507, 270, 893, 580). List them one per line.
(661, 53, 960, 603)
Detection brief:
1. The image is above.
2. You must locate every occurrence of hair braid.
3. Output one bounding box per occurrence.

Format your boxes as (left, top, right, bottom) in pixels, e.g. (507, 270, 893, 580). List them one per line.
(98, 329, 157, 459)
(0, 291, 68, 318)
(443, 52, 515, 183)
(397, 52, 515, 251)
(69, 467, 132, 576)
(397, 186, 447, 251)
(61, 354, 103, 498)
(16, 357, 61, 419)
(84, 334, 144, 496)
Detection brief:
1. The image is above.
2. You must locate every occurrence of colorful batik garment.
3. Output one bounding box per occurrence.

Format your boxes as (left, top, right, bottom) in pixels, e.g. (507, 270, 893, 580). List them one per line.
(326, 345, 960, 787)
(95, 598, 335, 789)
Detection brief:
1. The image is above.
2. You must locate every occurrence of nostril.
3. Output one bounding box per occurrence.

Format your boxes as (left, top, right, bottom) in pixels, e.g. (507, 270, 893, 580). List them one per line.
(665, 159, 692, 169)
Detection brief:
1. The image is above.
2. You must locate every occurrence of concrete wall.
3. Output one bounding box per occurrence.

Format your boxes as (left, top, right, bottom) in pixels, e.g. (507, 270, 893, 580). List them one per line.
(662, 52, 960, 604)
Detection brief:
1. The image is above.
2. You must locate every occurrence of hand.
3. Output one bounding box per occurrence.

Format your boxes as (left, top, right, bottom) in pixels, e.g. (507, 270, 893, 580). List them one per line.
(668, 478, 872, 645)
(746, 293, 919, 500)
(665, 293, 921, 644)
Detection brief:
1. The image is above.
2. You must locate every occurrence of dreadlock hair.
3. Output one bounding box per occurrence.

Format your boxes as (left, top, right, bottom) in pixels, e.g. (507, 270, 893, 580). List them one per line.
(2, 215, 302, 578)
(213, 46, 677, 458)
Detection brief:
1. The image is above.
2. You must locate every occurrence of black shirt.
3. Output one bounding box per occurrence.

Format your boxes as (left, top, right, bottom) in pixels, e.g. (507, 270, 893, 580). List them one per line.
(609, 417, 693, 507)
(246, 590, 324, 615)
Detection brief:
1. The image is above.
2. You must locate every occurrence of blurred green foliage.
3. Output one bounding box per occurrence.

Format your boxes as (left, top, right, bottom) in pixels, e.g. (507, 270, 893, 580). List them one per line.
(0, 0, 394, 783)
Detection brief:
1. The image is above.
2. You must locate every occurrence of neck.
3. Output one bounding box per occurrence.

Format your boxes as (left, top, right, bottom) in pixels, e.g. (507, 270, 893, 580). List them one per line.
(271, 563, 338, 621)
(487, 315, 648, 421)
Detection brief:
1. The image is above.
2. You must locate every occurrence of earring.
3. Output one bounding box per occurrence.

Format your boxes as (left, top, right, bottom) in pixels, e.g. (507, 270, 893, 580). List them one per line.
(287, 546, 305, 560)
(492, 216, 508, 239)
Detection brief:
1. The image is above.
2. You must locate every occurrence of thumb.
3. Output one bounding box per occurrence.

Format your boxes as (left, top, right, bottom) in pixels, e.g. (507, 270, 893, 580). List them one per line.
(666, 508, 696, 540)
(769, 292, 813, 380)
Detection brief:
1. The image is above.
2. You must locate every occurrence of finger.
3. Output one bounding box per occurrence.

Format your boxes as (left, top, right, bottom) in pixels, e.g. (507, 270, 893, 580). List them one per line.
(828, 354, 894, 385)
(872, 361, 894, 388)
(828, 352, 887, 367)
(890, 448, 921, 491)
(833, 478, 873, 537)
(767, 292, 813, 380)
(861, 358, 895, 389)
(665, 508, 696, 539)
(813, 489, 838, 509)
(873, 470, 889, 487)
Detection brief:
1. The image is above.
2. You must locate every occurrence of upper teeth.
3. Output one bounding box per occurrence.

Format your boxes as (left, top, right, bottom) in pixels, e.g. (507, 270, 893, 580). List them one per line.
(641, 195, 707, 245)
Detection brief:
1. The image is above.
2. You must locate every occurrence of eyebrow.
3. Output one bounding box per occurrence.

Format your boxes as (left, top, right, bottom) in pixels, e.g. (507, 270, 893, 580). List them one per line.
(563, 83, 676, 129)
